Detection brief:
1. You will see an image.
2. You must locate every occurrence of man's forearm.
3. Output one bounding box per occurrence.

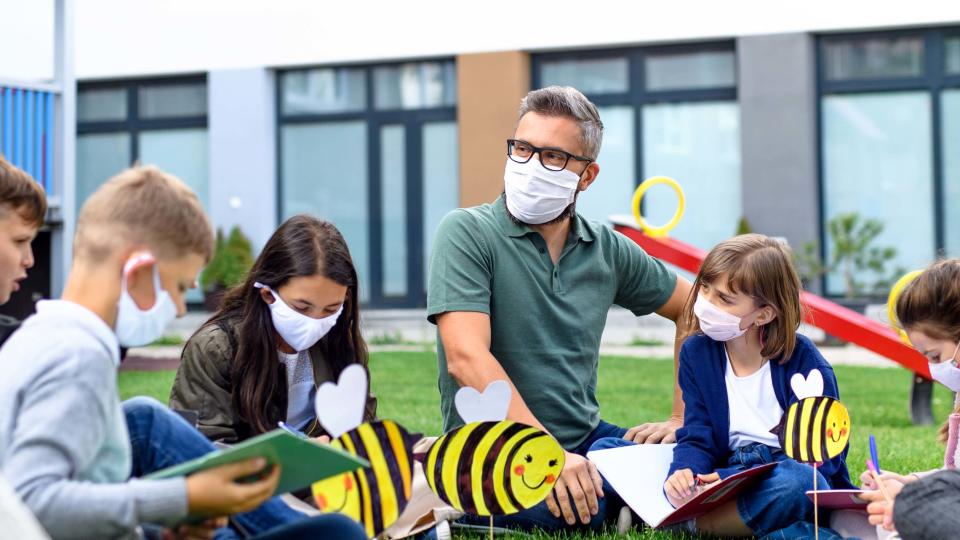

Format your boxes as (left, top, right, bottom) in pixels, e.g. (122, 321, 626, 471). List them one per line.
(447, 350, 547, 432)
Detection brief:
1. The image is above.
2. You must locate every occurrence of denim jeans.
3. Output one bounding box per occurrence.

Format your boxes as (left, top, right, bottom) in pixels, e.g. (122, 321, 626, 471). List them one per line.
(589, 438, 849, 540)
(449, 420, 628, 534)
(124, 397, 366, 540)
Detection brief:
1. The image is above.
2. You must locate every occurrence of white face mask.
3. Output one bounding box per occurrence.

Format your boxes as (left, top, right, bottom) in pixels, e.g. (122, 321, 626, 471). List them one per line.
(503, 157, 581, 224)
(255, 282, 343, 352)
(694, 295, 754, 342)
(115, 260, 178, 347)
(929, 341, 960, 392)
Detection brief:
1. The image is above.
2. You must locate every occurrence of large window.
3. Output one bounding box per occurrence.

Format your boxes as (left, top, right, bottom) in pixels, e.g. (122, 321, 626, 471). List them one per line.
(77, 76, 209, 303)
(818, 30, 960, 296)
(278, 61, 458, 307)
(76, 77, 209, 211)
(534, 44, 740, 256)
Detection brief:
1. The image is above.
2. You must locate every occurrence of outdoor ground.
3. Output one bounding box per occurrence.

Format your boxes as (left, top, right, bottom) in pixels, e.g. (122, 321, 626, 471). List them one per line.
(119, 352, 954, 539)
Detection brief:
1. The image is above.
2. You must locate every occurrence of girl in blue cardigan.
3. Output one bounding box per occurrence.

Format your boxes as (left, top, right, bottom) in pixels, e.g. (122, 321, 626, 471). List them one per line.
(592, 234, 853, 539)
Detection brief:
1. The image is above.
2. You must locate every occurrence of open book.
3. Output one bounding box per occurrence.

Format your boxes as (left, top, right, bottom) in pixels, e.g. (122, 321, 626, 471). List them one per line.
(146, 429, 368, 496)
(588, 443, 775, 528)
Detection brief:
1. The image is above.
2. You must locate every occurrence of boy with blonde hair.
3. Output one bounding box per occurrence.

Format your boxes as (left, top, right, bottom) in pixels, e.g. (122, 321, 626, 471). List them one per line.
(0, 166, 365, 539)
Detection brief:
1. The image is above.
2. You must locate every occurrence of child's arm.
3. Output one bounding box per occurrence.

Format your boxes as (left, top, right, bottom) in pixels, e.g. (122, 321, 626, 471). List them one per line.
(667, 343, 720, 478)
(169, 326, 242, 443)
(4, 358, 188, 539)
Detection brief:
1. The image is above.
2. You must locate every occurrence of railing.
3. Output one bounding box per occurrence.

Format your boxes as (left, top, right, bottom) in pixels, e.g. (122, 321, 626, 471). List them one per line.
(0, 86, 56, 194)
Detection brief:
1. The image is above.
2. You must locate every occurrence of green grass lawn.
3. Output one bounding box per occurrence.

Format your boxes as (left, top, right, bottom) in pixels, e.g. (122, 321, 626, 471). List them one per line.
(119, 352, 954, 538)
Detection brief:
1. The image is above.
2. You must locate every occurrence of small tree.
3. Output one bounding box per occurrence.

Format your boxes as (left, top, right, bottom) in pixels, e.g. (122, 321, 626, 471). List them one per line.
(201, 226, 254, 294)
(795, 213, 901, 299)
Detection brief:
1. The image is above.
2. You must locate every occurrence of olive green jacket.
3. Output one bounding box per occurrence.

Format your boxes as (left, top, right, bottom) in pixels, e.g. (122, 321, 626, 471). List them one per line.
(169, 322, 377, 443)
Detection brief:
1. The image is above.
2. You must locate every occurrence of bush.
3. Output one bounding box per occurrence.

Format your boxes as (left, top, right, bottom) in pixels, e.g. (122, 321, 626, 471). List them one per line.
(201, 226, 254, 292)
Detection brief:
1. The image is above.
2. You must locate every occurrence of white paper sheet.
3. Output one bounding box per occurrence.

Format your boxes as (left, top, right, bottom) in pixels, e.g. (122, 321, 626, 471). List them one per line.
(587, 443, 676, 527)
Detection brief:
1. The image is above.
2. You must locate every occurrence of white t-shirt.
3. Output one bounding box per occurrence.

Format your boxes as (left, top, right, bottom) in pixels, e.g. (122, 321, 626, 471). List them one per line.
(278, 350, 316, 430)
(724, 348, 783, 450)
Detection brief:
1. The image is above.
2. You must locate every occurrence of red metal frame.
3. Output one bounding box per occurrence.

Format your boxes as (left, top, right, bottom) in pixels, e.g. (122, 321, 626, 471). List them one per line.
(614, 224, 930, 378)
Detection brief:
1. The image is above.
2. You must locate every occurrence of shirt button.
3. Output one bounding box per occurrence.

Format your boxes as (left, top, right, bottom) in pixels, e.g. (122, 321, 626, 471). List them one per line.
(539, 248, 545, 254)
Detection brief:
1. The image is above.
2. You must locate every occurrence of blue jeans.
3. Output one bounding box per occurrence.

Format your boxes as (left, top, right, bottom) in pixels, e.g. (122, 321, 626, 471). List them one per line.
(124, 397, 366, 540)
(453, 420, 627, 534)
(589, 438, 847, 540)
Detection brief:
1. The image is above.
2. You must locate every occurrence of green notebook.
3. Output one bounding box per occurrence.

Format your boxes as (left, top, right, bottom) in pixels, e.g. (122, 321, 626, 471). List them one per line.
(145, 429, 369, 495)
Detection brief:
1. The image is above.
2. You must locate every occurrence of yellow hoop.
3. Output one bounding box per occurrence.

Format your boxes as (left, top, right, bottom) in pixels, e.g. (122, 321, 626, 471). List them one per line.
(887, 270, 923, 345)
(632, 176, 685, 238)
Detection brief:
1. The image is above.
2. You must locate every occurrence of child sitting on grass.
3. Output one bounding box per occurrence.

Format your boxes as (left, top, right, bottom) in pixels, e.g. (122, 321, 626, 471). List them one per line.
(0, 166, 365, 540)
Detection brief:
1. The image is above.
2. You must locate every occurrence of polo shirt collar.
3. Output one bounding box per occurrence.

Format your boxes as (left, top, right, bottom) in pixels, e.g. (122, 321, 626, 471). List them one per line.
(493, 194, 596, 244)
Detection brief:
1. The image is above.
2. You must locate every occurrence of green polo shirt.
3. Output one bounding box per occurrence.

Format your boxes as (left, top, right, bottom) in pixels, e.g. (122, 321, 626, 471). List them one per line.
(427, 195, 677, 450)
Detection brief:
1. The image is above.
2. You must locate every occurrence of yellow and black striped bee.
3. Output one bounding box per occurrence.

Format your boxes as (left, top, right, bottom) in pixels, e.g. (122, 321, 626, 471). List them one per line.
(774, 371, 851, 463)
(425, 420, 565, 516)
(311, 420, 419, 538)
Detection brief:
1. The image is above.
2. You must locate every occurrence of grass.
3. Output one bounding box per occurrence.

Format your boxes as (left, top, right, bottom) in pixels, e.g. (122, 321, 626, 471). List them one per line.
(118, 352, 954, 539)
(627, 337, 667, 347)
(147, 334, 186, 347)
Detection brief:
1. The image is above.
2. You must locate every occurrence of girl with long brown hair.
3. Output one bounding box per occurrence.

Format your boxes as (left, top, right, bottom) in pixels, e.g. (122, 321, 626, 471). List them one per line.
(170, 214, 375, 443)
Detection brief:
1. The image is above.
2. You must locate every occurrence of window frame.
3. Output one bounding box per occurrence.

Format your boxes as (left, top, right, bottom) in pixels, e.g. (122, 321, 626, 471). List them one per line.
(275, 58, 458, 308)
(531, 41, 738, 221)
(816, 28, 960, 296)
(77, 74, 208, 160)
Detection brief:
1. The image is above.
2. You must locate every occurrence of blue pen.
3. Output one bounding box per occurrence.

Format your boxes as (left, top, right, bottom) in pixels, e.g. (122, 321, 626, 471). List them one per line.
(869, 434, 881, 473)
(278, 421, 309, 439)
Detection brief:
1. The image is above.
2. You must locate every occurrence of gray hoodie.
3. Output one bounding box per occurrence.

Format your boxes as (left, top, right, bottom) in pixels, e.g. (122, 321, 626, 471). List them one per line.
(0, 300, 187, 539)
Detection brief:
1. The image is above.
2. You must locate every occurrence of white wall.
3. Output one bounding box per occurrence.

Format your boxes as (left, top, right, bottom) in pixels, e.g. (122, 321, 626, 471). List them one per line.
(68, 0, 960, 79)
(0, 0, 54, 80)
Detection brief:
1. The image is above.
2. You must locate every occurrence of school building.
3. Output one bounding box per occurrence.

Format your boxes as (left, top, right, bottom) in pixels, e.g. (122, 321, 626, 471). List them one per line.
(2, 1, 960, 313)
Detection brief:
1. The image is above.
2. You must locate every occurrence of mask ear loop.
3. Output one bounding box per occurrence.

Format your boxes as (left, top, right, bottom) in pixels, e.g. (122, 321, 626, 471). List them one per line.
(121, 252, 157, 296)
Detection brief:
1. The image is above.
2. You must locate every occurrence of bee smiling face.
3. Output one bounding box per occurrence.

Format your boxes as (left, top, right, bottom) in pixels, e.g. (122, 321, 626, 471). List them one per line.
(508, 435, 565, 508)
(311, 473, 361, 521)
(824, 401, 851, 458)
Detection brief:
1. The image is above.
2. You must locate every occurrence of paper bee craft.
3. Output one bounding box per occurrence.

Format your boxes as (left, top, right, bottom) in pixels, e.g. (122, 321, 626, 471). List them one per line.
(311, 365, 419, 538)
(424, 381, 565, 516)
(773, 369, 851, 463)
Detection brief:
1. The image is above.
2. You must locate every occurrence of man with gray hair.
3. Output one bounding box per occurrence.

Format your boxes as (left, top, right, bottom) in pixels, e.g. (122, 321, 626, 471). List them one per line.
(427, 86, 692, 533)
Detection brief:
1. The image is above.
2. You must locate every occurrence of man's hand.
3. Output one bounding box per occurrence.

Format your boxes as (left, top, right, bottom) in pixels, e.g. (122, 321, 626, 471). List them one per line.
(624, 417, 682, 444)
(161, 518, 228, 540)
(862, 478, 905, 532)
(544, 451, 604, 525)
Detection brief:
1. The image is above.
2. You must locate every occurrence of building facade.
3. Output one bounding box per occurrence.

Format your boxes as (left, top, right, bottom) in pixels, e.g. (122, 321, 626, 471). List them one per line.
(7, 2, 960, 309)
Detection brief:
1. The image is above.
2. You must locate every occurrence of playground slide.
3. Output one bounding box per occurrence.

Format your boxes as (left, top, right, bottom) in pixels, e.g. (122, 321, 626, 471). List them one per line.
(609, 216, 930, 378)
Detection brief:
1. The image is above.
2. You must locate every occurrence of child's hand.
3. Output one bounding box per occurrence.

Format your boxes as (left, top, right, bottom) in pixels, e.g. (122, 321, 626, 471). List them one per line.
(859, 470, 908, 490)
(664, 469, 698, 508)
(861, 478, 906, 532)
(186, 458, 281, 516)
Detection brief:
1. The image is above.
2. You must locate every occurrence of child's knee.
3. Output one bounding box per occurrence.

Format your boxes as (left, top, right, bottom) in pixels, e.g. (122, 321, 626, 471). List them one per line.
(588, 436, 634, 453)
(768, 462, 822, 511)
(122, 396, 166, 417)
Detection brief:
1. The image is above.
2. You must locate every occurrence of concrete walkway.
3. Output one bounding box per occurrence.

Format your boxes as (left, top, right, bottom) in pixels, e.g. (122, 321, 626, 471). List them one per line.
(122, 307, 900, 371)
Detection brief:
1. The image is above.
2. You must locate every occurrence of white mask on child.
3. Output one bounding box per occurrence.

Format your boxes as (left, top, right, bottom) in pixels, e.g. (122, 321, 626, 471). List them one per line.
(929, 341, 960, 392)
(255, 282, 343, 352)
(694, 295, 754, 342)
(503, 157, 581, 224)
(115, 259, 178, 347)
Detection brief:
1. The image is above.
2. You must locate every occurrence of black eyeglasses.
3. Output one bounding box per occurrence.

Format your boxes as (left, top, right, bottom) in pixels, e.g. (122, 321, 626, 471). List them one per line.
(506, 139, 592, 172)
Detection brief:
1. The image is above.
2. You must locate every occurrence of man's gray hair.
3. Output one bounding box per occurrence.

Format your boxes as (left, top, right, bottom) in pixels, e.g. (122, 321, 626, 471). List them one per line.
(518, 86, 604, 160)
